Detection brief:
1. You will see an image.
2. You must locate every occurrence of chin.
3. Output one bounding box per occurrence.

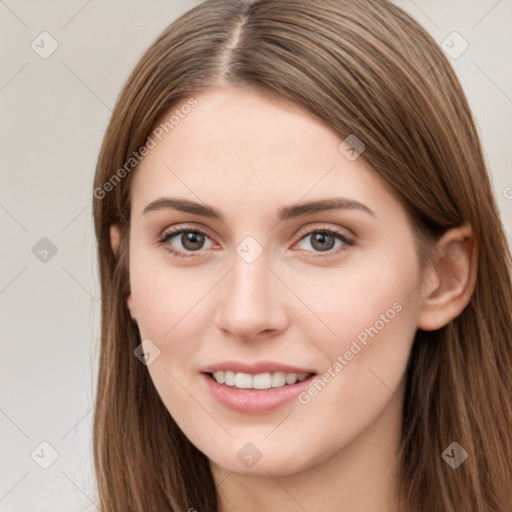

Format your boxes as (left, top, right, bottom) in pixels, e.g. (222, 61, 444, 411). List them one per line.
(203, 439, 318, 478)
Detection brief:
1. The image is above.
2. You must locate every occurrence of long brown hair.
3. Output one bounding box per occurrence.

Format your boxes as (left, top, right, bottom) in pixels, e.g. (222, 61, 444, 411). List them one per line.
(91, 1, 512, 510)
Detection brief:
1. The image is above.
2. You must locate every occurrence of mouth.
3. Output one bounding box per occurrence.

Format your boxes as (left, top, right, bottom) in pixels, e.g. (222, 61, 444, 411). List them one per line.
(207, 370, 313, 390)
(200, 366, 317, 414)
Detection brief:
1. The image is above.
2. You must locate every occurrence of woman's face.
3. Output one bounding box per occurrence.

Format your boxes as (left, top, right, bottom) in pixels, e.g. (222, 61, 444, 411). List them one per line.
(125, 87, 425, 477)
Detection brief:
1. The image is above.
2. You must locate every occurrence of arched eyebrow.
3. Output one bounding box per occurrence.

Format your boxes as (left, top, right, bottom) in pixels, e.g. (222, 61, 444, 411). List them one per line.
(142, 196, 376, 221)
(278, 198, 375, 219)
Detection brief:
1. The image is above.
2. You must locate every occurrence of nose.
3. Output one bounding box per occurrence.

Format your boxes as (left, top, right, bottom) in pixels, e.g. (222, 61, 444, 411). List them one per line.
(214, 249, 289, 342)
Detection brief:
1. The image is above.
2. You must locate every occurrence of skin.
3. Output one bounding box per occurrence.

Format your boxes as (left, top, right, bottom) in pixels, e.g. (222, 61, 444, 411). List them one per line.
(110, 87, 476, 512)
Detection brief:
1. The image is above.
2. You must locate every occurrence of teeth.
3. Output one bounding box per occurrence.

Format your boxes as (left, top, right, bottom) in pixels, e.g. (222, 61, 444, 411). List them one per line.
(286, 373, 297, 385)
(235, 372, 253, 389)
(253, 372, 272, 390)
(211, 371, 311, 389)
(224, 371, 235, 386)
(271, 371, 286, 388)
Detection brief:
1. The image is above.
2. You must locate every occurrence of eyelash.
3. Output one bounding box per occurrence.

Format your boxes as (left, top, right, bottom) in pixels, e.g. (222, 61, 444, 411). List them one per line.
(157, 225, 356, 259)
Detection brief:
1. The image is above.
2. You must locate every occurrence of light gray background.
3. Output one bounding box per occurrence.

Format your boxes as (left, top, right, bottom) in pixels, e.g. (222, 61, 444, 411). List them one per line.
(1, 1, 511, 511)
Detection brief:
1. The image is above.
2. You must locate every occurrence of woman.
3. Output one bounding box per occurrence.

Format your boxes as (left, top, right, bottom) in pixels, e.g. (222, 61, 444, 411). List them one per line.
(91, 0, 512, 510)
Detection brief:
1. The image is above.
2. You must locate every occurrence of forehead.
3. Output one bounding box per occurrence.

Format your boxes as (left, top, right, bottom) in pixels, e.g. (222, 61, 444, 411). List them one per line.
(130, 87, 400, 219)
(157, 87, 333, 161)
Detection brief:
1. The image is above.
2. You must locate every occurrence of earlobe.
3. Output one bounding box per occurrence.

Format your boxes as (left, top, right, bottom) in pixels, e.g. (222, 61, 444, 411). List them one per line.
(110, 224, 120, 257)
(109, 223, 136, 321)
(417, 224, 477, 331)
(127, 294, 137, 321)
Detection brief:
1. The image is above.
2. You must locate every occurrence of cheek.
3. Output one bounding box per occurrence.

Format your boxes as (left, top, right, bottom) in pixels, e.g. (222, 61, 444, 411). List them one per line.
(128, 252, 222, 420)
(129, 248, 214, 342)
(295, 302, 416, 465)
(128, 256, 212, 424)
(295, 246, 419, 354)
(293, 245, 420, 409)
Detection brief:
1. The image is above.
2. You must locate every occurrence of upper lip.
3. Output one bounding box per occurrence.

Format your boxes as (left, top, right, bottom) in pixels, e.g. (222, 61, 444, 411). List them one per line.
(200, 360, 316, 375)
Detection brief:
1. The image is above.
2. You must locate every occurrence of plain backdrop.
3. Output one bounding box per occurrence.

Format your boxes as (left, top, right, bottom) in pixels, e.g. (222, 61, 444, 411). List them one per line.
(1, 1, 511, 511)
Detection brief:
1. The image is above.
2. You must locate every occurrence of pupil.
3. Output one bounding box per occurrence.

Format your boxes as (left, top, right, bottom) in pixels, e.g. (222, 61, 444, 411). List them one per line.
(312, 233, 334, 251)
(182, 232, 204, 251)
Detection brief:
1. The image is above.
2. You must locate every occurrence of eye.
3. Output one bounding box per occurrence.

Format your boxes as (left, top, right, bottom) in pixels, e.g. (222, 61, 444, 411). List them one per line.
(294, 228, 355, 258)
(158, 227, 214, 257)
(158, 225, 355, 259)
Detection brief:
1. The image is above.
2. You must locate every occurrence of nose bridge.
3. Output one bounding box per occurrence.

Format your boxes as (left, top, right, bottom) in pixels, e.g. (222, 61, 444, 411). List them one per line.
(232, 247, 269, 299)
(215, 242, 287, 337)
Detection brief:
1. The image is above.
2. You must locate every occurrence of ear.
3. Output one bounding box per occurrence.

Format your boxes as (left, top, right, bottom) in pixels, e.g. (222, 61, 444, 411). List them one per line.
(126, 294, 137, 321)
(109, 224, 137, 322)
(416, 224, 477, 331)
(110, 224, 120, 256)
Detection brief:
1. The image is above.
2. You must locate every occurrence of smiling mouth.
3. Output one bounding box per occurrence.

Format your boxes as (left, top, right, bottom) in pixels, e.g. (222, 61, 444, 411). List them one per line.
(207, 371, 314, 390)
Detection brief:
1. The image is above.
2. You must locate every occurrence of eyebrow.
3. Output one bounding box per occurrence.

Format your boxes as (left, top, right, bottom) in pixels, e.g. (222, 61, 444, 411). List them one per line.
(142, 196, 376, 221)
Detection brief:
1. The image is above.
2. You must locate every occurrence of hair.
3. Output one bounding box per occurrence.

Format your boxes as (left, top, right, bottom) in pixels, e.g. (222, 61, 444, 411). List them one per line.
(91, 0, 512, 510)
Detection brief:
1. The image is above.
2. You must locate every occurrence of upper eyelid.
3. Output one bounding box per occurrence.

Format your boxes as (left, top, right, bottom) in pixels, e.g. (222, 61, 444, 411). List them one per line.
(159, 225, 216, 244)
(295, 224, 354, 240)
(159, 223, 354, 240)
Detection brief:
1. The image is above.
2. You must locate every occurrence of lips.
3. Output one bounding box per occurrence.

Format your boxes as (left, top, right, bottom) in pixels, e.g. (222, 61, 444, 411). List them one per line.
(200, 360, 316, 375)
(200, 361, 316, 389)
(200, 360, 317, 413)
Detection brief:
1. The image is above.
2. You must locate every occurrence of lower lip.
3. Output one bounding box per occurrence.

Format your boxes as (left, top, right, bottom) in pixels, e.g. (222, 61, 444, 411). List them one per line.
(201, 373, 316, 414)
